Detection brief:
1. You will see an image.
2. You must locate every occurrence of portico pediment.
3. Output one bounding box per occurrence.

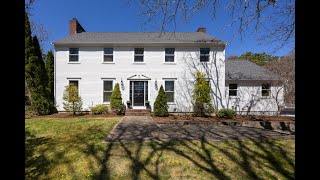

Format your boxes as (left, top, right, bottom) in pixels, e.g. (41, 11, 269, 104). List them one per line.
(127, 74, 151, 80)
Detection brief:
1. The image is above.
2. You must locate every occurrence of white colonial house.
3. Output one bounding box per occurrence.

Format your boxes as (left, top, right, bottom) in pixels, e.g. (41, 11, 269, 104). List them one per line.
(52, 18, 284, 115)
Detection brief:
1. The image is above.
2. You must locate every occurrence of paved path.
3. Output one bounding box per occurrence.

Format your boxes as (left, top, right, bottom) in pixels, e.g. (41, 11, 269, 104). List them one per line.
(105, 116, 294, 142)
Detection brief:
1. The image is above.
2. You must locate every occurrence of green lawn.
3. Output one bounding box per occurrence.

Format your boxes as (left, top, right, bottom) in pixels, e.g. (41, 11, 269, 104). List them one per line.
(26, 117, 295, 179)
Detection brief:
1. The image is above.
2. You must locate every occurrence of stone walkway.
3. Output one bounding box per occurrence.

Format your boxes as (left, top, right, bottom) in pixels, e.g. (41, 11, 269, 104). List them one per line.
(105, 116, 294, 142)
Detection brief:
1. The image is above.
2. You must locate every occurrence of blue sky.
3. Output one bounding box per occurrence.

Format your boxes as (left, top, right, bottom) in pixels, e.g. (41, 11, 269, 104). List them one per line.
(29, 0, 294, 56)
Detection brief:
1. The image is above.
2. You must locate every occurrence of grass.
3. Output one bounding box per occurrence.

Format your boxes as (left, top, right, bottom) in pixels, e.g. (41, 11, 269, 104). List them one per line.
(26, 117, 295, 180)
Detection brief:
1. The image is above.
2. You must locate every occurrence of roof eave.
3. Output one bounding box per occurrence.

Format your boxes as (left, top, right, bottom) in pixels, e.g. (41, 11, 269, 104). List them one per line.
(52, 41, 227, 46)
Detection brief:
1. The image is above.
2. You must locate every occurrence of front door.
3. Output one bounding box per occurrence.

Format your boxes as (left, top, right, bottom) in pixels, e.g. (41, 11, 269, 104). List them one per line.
(133, 81, 144, 106)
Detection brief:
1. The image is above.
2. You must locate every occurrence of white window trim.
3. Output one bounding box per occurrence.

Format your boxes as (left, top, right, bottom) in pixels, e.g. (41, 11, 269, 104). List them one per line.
(102, 48, 114, 63)
(67, 78, 80, 96)
(163, 79, 176, 104)
(102, 79, 114, 104)
(133, 48, 144, 63)
(199, 48, 210, 63)
(164, 48, 175, 63)
(68, 48, 79, 63)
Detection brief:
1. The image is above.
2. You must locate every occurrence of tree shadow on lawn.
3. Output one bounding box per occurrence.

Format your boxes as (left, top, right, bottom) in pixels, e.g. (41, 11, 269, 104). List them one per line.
(25, 129, 51, 179)
(26, 124, 295, 179)
(98, 124, 294, 179)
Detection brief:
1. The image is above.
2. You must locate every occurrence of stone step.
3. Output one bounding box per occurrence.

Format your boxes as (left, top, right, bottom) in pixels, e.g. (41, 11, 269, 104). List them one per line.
(125, 113, 151, 116)
(126, 109, 151, 112)
(125, 109, 151, 116)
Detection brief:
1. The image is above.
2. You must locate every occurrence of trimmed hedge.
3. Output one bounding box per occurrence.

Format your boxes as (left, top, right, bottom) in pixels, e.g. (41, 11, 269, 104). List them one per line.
(217, 108, 236, 118)
(91, 104, 109, 115)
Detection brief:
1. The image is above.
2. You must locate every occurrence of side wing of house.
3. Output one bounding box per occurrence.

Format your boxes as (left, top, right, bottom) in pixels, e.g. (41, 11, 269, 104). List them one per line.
(224, 60, 284, 115)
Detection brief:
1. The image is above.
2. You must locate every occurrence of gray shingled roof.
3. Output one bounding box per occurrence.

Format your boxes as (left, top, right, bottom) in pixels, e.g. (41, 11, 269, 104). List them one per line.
(53, 32, 226, 44)
(225, 60, 281, 80)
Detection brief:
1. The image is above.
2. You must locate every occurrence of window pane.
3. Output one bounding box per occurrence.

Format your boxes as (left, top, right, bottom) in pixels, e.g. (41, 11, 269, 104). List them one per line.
(200, 48, 210, 55)
(104, 55, 113, 62)
(166, 92, 174, 102)
(200, 56, 209, 62)
(262, 83, 270, 90)
(165, 56, 174, 62)
(165, 81, 174, 91)
(104, 81, 113, 91)
(103, 92, 112, 102)
(69, 55, 78, 62)
(229, 84, 237, 89)
(69, 80, 78, 87)
(134, 56, 144, 62)
(69, 48, 79, 54)
(262, 90, 270, 96)
(229, 90, 237, 96)
(134, 48, 144, 55)
(165, 48, 175, 55)
(104, 48, 113, 54)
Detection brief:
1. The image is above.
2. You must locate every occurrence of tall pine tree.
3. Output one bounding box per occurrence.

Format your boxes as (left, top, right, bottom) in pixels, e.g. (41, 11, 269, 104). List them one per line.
(25, 12, 53, 115)
(45, 50, 54, 102)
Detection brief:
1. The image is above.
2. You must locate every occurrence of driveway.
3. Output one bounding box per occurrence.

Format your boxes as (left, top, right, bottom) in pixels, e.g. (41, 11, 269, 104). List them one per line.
(105, 116, 294, 142)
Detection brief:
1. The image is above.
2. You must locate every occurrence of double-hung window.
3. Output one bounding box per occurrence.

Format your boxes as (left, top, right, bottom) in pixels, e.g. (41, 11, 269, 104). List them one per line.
(69, 80, 79, 96)
(200, 48, 210, 62)
(229, 84, 238, 96)
(103, 81, 113, 102)
(165, 80, 174, 103)
(104, 48, 113, 62)
(262, 83, 271, 96)
(69, 48, 79, 62)
(165, 48, 175, 62)
(134, 48, 144, 62)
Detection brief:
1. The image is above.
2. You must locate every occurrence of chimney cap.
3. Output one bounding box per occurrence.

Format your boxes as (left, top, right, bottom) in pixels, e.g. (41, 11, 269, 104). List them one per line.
(197, 27, 206, 33)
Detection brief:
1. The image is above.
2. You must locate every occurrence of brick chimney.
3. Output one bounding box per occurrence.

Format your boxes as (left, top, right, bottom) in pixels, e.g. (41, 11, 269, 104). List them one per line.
(197, 27, 206, 33)
(69, 18, 85, 36)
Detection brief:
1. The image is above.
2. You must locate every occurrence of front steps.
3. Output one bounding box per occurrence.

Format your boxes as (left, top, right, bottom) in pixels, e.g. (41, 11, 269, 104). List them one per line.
(125, 109, 151, 116)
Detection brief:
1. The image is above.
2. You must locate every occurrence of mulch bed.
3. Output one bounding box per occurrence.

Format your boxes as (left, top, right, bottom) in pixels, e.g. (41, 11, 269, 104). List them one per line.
(152, 114, 295, 123)
(32, 113, 123, 119)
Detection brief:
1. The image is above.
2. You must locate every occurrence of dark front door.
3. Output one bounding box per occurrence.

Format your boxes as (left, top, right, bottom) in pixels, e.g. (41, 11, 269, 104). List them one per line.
(133, 81, 144, 106)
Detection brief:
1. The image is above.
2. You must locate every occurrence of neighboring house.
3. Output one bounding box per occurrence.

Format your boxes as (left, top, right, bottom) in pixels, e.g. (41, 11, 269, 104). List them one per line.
(52, 18, 284, 115)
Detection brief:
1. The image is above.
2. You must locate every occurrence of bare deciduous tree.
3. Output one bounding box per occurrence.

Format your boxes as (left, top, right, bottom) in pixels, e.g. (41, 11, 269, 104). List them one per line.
(130, 0, 294, 51)
(265, 51, 295, 105)
(25, 0, 49, 44)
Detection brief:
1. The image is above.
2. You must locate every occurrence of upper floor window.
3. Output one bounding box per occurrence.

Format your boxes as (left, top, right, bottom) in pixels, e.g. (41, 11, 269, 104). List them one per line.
(165, 80, 175, 103)
(200, 48, 210, 62)
(104, 48, 113, 62)
(69, 48, 79, 62)
(229, 84, 238, 96)
(165, 48, 175, 62)
(262, 83, 271, 96)
(103, 80, 113, 102)
(134, 48, 144, 62)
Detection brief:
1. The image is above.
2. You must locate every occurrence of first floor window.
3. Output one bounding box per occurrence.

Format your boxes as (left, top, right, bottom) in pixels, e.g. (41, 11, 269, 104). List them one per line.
(165, 80, 174, 102)
(69, 80, 79, 95)
(200, 48, 210, 62)
(262, 83, 271, 96)
(103, 81, 113, 102)
(69, 48, 79, 62)
(229, 84, 237, 96)
(104, 48, 113, 62)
